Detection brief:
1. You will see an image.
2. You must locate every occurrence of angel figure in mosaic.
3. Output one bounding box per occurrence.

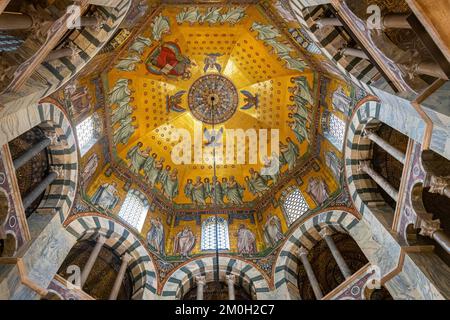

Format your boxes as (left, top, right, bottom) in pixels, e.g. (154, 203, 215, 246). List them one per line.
(129, 36, 152, 55)
(113, 116, 137, 145)
(220, 6, 246, 25)
(166, 91, 186, 113)
(126, 142, 151, 174)
(204, 53, 222, 73)
(111, 98, 136, 125)
(115, 55, 142, 72)
(109, 78, 133, 106)
(240, 90, 259, 110)
(224, 176, 245, 205)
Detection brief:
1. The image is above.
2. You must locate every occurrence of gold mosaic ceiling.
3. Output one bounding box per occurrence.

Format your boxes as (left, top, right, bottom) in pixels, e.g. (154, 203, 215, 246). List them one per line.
(103, 4, 318, 207)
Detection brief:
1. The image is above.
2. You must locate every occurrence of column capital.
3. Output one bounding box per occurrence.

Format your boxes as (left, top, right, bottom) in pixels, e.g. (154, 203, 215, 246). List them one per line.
(225, 274, 236, 283)
(97, 234, 107, 245)
(196, 275, 206, 286)
(363, 128, 376, 137)
(418, 218, 442, 238)
(121, 253, 132, 264)
(319, 227, 333, 239)
(358, 160, 371, 173)
(428, 175, 450, 196)
(296, 246, 309, 257)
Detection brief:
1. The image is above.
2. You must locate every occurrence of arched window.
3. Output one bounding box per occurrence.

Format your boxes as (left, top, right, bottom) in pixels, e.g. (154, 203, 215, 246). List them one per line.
(76, 112, 102, 156)
(282, 188, 309, 226)
(323, 112, 345, 151)
(201, 216, 230, 251)
(117, 189, 149, 232)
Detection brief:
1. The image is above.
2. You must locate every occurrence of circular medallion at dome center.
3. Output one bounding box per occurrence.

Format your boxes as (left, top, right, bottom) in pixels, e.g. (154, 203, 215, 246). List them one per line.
(188, 74, 238, 124)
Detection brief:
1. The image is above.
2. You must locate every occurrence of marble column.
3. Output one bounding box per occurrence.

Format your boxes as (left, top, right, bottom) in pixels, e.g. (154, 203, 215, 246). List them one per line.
(359, 160, 399, 201)
(81, 235, 106, 287)
(109, 254, 132, 300)
(44, 47, 78, 62)
(319, 227, 352, 279)
(68, 13, 104, 30)
(0, 12, 33, 30)
(22, 171, 57, 210)
(0, 224, 6, 240)
(315, 17, 343, 28)
(13, 138, 51, 170)
(340, 47, 369, 60)
(428, 175, 450, 199)
(364, 129, 406, 164)
(401, 61, 449, 80)
(297, 247, 323, 299)
(196, 276, 206, 300)
(419, 219, 450, 255)
(226, 274, 236, 300)
(382, 14, 411, 29)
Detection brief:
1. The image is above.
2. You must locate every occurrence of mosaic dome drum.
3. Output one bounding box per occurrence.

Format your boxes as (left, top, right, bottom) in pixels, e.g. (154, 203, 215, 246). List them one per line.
(188, 74, 239, 124)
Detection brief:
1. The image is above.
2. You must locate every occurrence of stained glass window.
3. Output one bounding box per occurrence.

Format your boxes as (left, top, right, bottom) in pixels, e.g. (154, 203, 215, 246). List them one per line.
(328, 113, 345, 150)
(118, 190, 149, 232)
(76, 113, 101, 156)
(283, 188, 309, 226)
(201, 216, 230, 251)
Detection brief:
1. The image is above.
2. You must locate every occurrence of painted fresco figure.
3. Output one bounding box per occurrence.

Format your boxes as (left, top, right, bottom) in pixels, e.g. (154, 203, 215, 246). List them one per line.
(109, 78, 133, 106)
(143, 153, 157, 181)
(146, 42, 192, 79)
(173, 227, 196, 258)
(147, 157, 165, 187)
(91, 182, 119, 211)
(263, 215, 284, 247)
(161, 167, 179, 200)
(262, 152, 281, 183)
(225, 176, 245, 205)
(113, 116, 138, 145)
(236, 224, 257, 255)
(191, 177, 207, 205)
(332, 85, 351, 114)
(246, 168, 270, 197)
(280, 137, 299, 171)
(306, 177, 329, 206)
(204, 53, 222, 73)
(166, 91, 186, 113)
(184, 178, 194, 202)
(126, 142, 151, 174)
(147, 217, 165, 255)
(111, 98, 136, 125)
(210, 176, 225, 205)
